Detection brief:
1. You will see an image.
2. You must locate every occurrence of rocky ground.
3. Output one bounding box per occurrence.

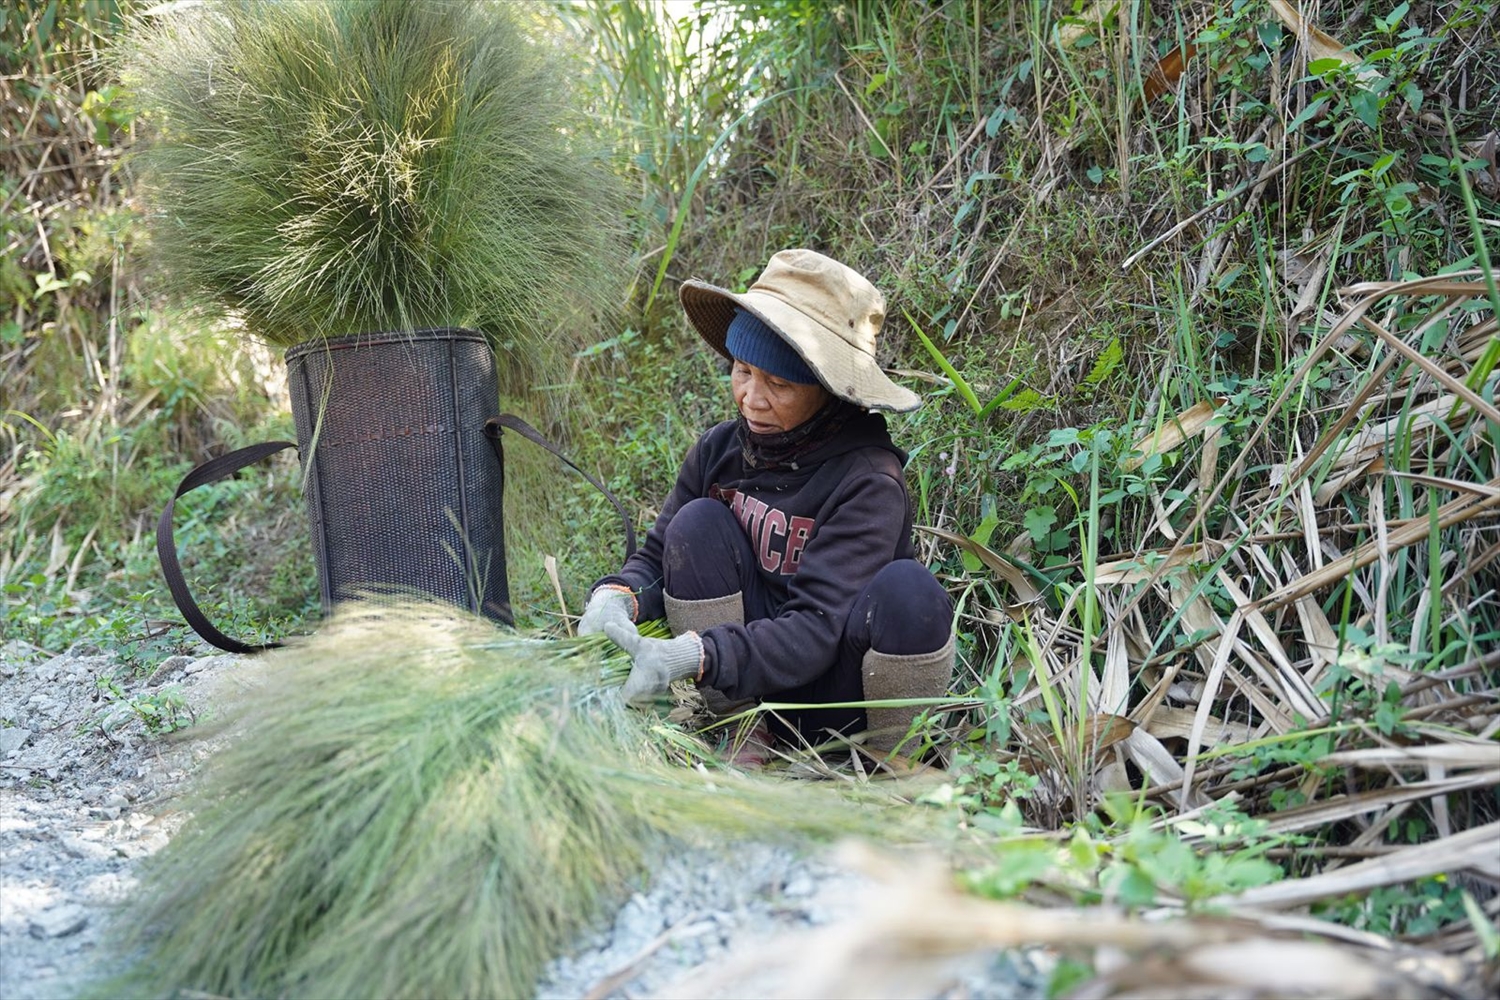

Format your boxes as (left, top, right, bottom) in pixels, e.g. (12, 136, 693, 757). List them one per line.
(0, 638, 1051, 999)
(0, 639, 231, 999)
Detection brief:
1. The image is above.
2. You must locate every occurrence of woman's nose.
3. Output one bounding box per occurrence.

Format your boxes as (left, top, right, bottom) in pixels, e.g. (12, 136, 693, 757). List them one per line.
(741, 379, 768, 410)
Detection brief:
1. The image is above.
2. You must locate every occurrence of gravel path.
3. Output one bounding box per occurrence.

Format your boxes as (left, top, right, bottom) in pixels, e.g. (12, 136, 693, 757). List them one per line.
(0, 639, 1050, 999)
(0, 640, 225, 998)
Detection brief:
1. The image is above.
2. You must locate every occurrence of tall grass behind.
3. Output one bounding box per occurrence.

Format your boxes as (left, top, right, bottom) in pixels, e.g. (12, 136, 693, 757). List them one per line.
(115, 0, 630, 384)
(3, 2, 315, 655)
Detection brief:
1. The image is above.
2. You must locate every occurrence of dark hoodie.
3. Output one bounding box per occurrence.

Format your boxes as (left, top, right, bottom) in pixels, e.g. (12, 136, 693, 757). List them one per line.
(597, 411, 914, 700)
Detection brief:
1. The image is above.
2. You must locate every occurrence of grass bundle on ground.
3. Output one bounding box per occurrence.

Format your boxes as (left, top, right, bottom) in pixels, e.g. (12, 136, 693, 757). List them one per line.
(99, 605, 932, 1000)
(115, 0, 627, 379)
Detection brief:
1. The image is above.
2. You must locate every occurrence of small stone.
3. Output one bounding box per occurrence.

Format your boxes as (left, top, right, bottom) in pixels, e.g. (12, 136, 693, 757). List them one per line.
(104, 792, 130, 811)
(59, 835, 112, 860)
(35, 655, 67, 681)
(146, 655, 195, 686)
(1, 638, 43, 663)
(187, 653, 236, 675)
(29, 903, 88, 939)
(782, 872, 816, 899)
(0, 727, 31, 756)
(613, 892, 665, 947)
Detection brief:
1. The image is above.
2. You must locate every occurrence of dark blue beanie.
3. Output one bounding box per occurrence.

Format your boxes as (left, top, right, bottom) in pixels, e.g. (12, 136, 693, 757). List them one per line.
(724, 307, 818, 385)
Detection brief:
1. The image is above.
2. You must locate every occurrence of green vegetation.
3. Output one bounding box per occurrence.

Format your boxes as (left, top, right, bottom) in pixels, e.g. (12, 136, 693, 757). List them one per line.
(5, 0, 1498, 993)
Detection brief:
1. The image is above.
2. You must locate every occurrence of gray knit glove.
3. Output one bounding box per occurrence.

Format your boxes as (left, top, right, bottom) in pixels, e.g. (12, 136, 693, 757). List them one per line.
(603, 621, 704, 706)
(578, 586, 635, 637)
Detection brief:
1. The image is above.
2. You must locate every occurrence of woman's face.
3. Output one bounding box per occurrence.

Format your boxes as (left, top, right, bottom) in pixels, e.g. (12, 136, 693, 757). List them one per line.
(731, 359, 829, 434)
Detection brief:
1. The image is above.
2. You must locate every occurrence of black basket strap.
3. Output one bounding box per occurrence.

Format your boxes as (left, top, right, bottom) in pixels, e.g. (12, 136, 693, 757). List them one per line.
(156, 441, 297, 654)
(159, 416, 632, 654)
(485, 414, 637, 558)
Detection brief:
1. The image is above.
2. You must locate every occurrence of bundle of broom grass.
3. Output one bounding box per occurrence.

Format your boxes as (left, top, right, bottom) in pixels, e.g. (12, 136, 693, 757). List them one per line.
(98, 605, 937, 999)
(115, 0, 627, 383)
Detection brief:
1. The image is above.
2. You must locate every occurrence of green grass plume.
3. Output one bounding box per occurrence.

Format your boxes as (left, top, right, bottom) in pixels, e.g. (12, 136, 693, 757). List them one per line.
(116, 0, 628, 383)
(96, 606, 935, 999)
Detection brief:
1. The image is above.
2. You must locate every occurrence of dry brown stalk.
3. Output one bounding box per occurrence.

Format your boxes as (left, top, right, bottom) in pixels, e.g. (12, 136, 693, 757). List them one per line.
(1256, 479, 1500, 611)
(1219, 819, 1500, 910)
(656, 841, 1478, 1000)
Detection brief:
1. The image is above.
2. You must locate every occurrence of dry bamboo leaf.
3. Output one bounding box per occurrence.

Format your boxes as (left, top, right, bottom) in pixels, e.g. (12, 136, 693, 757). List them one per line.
(1443, 539, 1500, 600)
(1180, 607, 1239, 804)
(1162, 577, 1296, 733)
(1141, 706, 1252, 745)
(1121, 399, 1221, 471)
(1389, 471, 1500, 499)
(1144, 484, 1180, 542)
(1257, 770, 1500, 837)
(1214, 570, 1325, 721)
(1267, 0, 1380, 84)
(1328, 393, 1470, 475)
(915, 525, 1042, 603)
(1259, 479, 1500, 610)
(1315, 454, 1386, 505)
(1458, 316, 1499, 361)
(1097, 599, 1131, 714)
(1141, 43, 1198, 103)
(1295, 289, 1479, 492)
(1321, 744, 1500, 770)
(1295, 472, 1324, 571)
(1358, 312, 1500, 426)
(1198, 432, 1220, 511)
(1219, 819, 1500, 910)
(1290, 247, 1333, 319)
(1122, 727, 1210, 810)
(1056, 0, 1119, 46)
(1218, 569, 1326, 719)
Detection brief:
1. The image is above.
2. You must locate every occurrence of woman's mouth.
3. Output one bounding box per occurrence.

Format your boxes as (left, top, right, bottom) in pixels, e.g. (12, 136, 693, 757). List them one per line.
(745, 419, 779, 434)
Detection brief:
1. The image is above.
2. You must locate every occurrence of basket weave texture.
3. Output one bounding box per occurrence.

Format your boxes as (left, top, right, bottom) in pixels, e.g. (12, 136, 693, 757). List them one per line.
(285, 328, 510, 623)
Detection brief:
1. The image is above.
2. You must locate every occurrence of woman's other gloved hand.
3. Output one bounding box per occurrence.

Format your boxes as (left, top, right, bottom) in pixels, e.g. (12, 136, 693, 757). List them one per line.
(602, 621, 704, 705)
(578, 585, 635, 636)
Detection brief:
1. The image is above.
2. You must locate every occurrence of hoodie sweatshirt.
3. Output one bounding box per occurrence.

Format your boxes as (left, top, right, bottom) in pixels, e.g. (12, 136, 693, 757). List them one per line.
(597, 411, 914, 700)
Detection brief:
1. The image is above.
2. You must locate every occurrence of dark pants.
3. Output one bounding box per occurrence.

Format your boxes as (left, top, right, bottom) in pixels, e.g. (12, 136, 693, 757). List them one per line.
(662, 497, 952, 739)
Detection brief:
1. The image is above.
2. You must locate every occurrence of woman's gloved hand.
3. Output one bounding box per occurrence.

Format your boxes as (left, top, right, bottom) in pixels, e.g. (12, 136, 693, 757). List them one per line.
(578, 585, 635, 636)
(602, 622, 704, 705)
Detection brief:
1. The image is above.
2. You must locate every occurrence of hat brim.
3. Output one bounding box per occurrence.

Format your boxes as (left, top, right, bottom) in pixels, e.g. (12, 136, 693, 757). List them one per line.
(679, 279, 922, 413)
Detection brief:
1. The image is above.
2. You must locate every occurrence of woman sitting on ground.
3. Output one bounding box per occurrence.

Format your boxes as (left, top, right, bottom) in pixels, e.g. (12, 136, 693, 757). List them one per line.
(580, 249, 954, 755)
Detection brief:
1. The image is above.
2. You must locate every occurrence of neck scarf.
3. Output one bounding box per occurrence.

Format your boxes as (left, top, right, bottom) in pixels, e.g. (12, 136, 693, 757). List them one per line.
(737, 398, 859, 470)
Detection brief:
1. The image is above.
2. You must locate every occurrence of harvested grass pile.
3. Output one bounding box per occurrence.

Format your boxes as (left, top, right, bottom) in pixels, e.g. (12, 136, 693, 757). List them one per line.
(114, 0, 626, 373)
(100, 605, 932, 999)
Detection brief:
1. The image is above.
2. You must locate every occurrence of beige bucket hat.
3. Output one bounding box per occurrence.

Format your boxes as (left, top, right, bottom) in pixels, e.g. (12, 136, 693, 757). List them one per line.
(678, 249, 922, 412)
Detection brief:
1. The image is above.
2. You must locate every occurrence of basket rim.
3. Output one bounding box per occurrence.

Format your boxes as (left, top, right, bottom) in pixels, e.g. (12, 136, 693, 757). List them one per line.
(283, 327, 486, 362)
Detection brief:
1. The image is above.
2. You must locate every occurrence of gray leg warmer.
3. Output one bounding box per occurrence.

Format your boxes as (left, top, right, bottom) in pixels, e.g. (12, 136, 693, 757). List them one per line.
(664, 591, 744, 635)
(665, 591, 750, 717)
(861, 634, 956, 754)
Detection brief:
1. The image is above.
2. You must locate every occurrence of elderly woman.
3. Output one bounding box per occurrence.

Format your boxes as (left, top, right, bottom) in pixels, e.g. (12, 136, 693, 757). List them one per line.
(580, 249, 953, 754)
